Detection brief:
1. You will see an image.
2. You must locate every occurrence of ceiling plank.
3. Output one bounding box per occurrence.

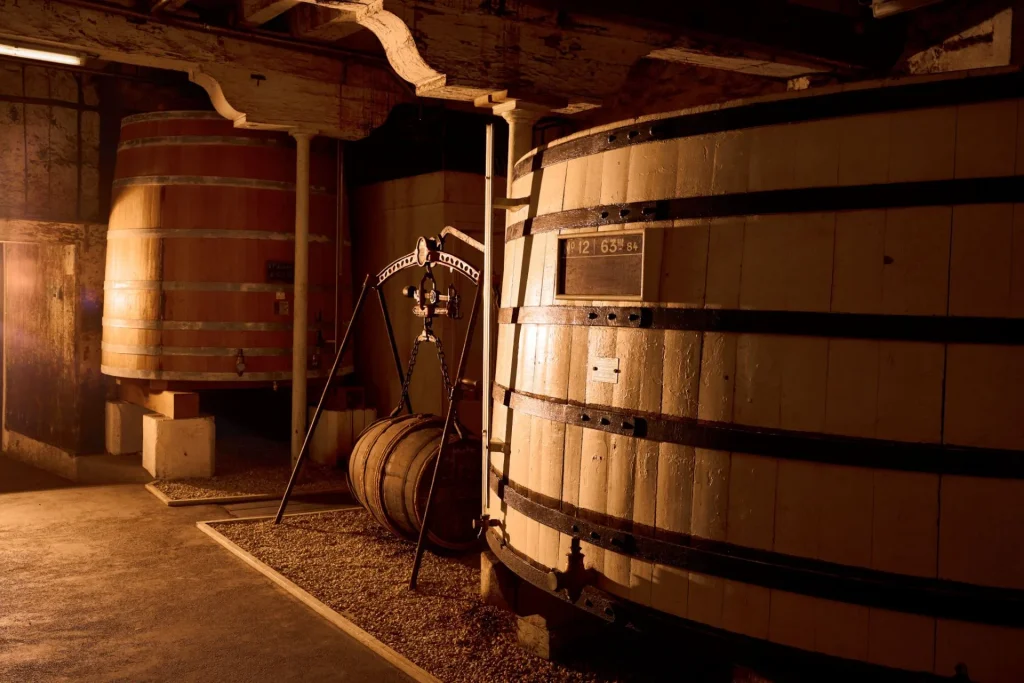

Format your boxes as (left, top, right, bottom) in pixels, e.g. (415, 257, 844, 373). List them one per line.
(291, 4, 365, 42)
(0, 0, 406, 138)
(241, 0, 302, 27)
(151, 0, 191, 12)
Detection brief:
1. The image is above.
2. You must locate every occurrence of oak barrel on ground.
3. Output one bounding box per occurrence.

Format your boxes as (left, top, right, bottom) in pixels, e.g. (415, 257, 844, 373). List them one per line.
(102, 111, 339, 384)
(489, 70, 1024, 682)
(349, 414, 480, 550)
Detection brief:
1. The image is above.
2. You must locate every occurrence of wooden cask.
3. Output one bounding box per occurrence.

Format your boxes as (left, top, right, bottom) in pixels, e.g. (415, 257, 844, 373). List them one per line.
(349, 414, 480, 549)
(488, 70, 1024, 682)
(102, 111, 338, 384)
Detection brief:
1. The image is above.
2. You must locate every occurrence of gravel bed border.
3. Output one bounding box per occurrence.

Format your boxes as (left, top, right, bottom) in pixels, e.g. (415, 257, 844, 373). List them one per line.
(197, 512, 439, 683)
(145, 482, 349, 507)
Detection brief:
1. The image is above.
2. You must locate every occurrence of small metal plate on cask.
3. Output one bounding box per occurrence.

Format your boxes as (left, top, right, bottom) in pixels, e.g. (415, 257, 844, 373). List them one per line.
(557, 231, 644, 299)
(590, 356, 620, 384)
(266, 260, 295, 283)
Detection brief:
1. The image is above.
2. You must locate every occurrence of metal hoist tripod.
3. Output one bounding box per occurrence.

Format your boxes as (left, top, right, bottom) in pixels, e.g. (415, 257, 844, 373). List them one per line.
(274, 227, 484, 590)
(390, 271, 466, 440)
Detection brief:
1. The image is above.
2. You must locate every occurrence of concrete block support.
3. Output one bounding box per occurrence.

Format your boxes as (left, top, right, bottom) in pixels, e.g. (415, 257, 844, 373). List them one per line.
(480, 550, 518, 611)
(142, 414, 215, 479)
(105, 400, 147, 455)
(307, 407, 377, 467)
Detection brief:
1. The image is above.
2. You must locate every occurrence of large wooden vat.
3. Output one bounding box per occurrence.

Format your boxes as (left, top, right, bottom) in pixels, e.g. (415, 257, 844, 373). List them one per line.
(102, 111, 338, 383)
(489, 70, 1024, 682)
(349, 414, 480, 549)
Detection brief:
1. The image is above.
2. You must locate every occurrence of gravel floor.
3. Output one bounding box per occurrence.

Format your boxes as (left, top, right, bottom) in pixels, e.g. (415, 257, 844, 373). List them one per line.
(152, 435, 347, 501)
(214, 510, 666, 683)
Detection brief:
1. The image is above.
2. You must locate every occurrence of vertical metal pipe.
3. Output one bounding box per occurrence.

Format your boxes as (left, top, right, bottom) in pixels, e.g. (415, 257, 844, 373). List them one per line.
(334, 140, 343, 349)
(377, 287, 413, 415)
(481, 123, 494, 516)
(410, 280, 483, 589)
(276, 275, 373, 524)
(290, 131, 313, 463)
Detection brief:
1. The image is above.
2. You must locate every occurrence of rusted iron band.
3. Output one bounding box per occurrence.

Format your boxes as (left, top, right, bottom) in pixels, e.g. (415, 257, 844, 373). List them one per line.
(101, 318, 313, 332)
(106, 228, 331, 243)
(120, 111, 225, 126)
(512, 70, 1024, 180)
(112, 175, 332, 194)
(491, 383, 1024, 478)
(100, 366, 353, 382)
(488, 469, 1024, 627)
(117, 135, 291, 150)
(103, 281, 327, 293)
(101, 343, 292, 357)
(497, 305, 1024, 345)
(506, 175, 1024, 241)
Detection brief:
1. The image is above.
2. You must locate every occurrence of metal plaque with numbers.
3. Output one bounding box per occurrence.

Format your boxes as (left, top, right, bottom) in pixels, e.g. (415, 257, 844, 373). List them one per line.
(556, 231, 644, 298)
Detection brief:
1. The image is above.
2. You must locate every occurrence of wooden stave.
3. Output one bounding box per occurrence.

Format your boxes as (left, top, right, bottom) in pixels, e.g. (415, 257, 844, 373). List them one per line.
(348, 414, 481, 550)
(102, 114, 337, 383)
(381, 419, 445, 539)
(348, 416, 404, 510)
(490, 86, 1024, 681)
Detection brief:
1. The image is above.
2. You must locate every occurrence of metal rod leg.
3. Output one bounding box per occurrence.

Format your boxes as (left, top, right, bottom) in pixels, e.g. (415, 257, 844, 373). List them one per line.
(275, 275, 373, 524)
(409, 281, 483, 588)
(377, 287, 413, 414)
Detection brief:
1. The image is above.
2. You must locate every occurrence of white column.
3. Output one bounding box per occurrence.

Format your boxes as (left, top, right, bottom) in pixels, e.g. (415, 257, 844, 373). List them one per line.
(290, 130, 313, 463)
(493, 101, 547, 197)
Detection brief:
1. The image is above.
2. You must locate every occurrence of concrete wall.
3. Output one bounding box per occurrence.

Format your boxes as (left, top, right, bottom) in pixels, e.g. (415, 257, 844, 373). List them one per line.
(0, 61, 207, 474)
(351, 171, 504, 435)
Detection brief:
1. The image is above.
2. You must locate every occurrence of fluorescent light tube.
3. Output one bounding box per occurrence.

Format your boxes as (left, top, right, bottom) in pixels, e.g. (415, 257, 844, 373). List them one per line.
(0, 43, 84, 66)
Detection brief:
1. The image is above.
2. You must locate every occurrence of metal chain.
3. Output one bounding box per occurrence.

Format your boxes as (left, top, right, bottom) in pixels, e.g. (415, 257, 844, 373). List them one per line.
(433, 332, 458, 424)
(392, 334, 421, 416)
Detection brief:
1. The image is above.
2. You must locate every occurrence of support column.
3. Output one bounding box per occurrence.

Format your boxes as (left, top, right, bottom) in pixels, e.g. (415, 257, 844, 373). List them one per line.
(493, 100, 548, 197)
(291, 130, 313, 463)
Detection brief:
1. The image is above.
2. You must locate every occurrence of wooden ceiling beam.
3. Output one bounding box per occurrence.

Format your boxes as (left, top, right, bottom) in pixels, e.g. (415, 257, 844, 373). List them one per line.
(151, 0, 191, 13)
(0, 0, 406, 138)
(290, 4, 364, 42)
(240, 0, 302, 27)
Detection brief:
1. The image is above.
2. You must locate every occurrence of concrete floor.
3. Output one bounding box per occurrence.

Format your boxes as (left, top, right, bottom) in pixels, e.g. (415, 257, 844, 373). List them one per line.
(0, 455, 409, 683)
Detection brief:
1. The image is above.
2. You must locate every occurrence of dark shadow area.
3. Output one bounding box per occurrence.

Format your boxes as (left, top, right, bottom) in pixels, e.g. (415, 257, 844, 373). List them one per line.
(0, 454, 72, 495)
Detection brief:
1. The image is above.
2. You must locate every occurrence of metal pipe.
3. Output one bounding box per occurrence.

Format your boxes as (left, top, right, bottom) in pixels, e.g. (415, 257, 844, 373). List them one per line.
(334, 140, 344, 348)
(409, 279, 483, 589)
(377, 287, 413, 415)
(290, 131, 312, 463)
(275, 275, 373, 524)
(481, 122, 494, 519)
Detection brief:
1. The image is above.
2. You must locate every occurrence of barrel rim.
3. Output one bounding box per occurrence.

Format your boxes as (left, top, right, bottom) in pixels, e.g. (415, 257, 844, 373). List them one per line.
(511, 67, 1024, 181)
